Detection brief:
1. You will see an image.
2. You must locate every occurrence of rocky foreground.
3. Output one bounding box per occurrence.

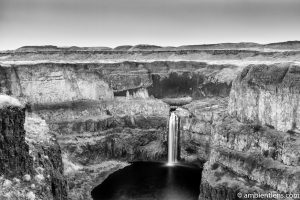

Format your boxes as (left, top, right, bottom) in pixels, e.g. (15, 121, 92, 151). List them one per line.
(0, 96, 67, 200)
(0, 42, 300, 200)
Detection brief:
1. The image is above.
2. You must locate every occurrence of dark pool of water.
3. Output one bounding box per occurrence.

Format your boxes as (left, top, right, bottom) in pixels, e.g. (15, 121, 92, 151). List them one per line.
(91, 162, 202, 200)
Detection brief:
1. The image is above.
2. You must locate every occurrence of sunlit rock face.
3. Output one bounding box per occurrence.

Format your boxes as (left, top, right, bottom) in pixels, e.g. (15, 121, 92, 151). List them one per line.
(0, 61, 238, 105)
(229, 63, 300, 132)
(1, 64, 114, 104)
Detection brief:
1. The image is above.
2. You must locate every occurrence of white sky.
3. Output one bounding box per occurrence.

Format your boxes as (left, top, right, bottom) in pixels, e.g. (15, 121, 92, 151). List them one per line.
(0, 0, 300, 50)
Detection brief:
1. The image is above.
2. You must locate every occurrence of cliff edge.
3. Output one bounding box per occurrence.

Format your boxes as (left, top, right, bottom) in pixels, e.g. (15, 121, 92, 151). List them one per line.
(0, 95, 68, 200)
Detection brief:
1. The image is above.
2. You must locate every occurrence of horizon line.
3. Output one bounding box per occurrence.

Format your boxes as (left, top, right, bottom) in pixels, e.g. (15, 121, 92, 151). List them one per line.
(1, 40, 300, 51)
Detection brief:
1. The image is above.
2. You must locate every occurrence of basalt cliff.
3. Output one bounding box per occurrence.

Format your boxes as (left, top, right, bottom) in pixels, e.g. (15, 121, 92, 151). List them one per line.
(0, 42, 300, 200)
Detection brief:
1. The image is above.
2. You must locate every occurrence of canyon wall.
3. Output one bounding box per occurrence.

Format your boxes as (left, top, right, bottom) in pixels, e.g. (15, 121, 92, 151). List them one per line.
(0, 61, 235, 105)
(0, 95, 67, 200)
(175, 98, 228, 163)
(229, 63, 300, 132)
(0, 98, 32, 177)
(199, 116, 300, 200)
(32, 98, 169, 200)
(198, 64, 300, 200)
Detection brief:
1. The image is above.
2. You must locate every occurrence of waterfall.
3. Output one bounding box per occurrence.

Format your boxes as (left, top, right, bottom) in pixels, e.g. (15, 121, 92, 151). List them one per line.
(167, 112, 178, 166)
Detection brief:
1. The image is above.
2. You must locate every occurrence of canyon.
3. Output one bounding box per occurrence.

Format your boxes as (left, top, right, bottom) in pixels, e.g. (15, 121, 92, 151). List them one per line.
(0, 42, 300, 200)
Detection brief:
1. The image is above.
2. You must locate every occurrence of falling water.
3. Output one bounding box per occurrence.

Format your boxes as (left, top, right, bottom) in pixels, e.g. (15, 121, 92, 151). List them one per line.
(168, 112, 178, 166)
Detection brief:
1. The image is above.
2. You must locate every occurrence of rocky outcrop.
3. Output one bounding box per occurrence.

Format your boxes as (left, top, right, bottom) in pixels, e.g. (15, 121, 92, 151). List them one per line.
(0, 95, 68, 200)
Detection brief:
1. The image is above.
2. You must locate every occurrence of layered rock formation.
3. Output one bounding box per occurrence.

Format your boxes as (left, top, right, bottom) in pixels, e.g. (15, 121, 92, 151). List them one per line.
(229, 63, 300, 132)
(199, 117, 300, 200)
(32, 98, 169, 200)
(198, 64, 300, 200)
(0, 61, 237, 105)
(24, 113, 68, 200)
(175, 98, 228, 162)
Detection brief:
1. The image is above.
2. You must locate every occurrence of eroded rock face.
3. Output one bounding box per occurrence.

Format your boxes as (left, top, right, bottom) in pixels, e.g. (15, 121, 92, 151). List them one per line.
(0, 105, 32, 177)
(32, 98, 169, 200)
(211, 118, 300, 167)
(0, 61, 238, 104)
(0, 96, 67, 200)
(199, 64, 300, 200)
(40, 99, 169, 164)
(229, 63, 300, 132)
(200, 116, 300, 200)
(147, 67, 232, 99)
(175, 98, 228, 162)
(25, 114, 68, 200)
(2, 64, 114, 104)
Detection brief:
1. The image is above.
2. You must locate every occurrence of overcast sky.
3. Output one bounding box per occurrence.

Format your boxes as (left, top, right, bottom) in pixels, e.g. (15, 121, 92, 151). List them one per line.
(0, 0, 300, 50)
